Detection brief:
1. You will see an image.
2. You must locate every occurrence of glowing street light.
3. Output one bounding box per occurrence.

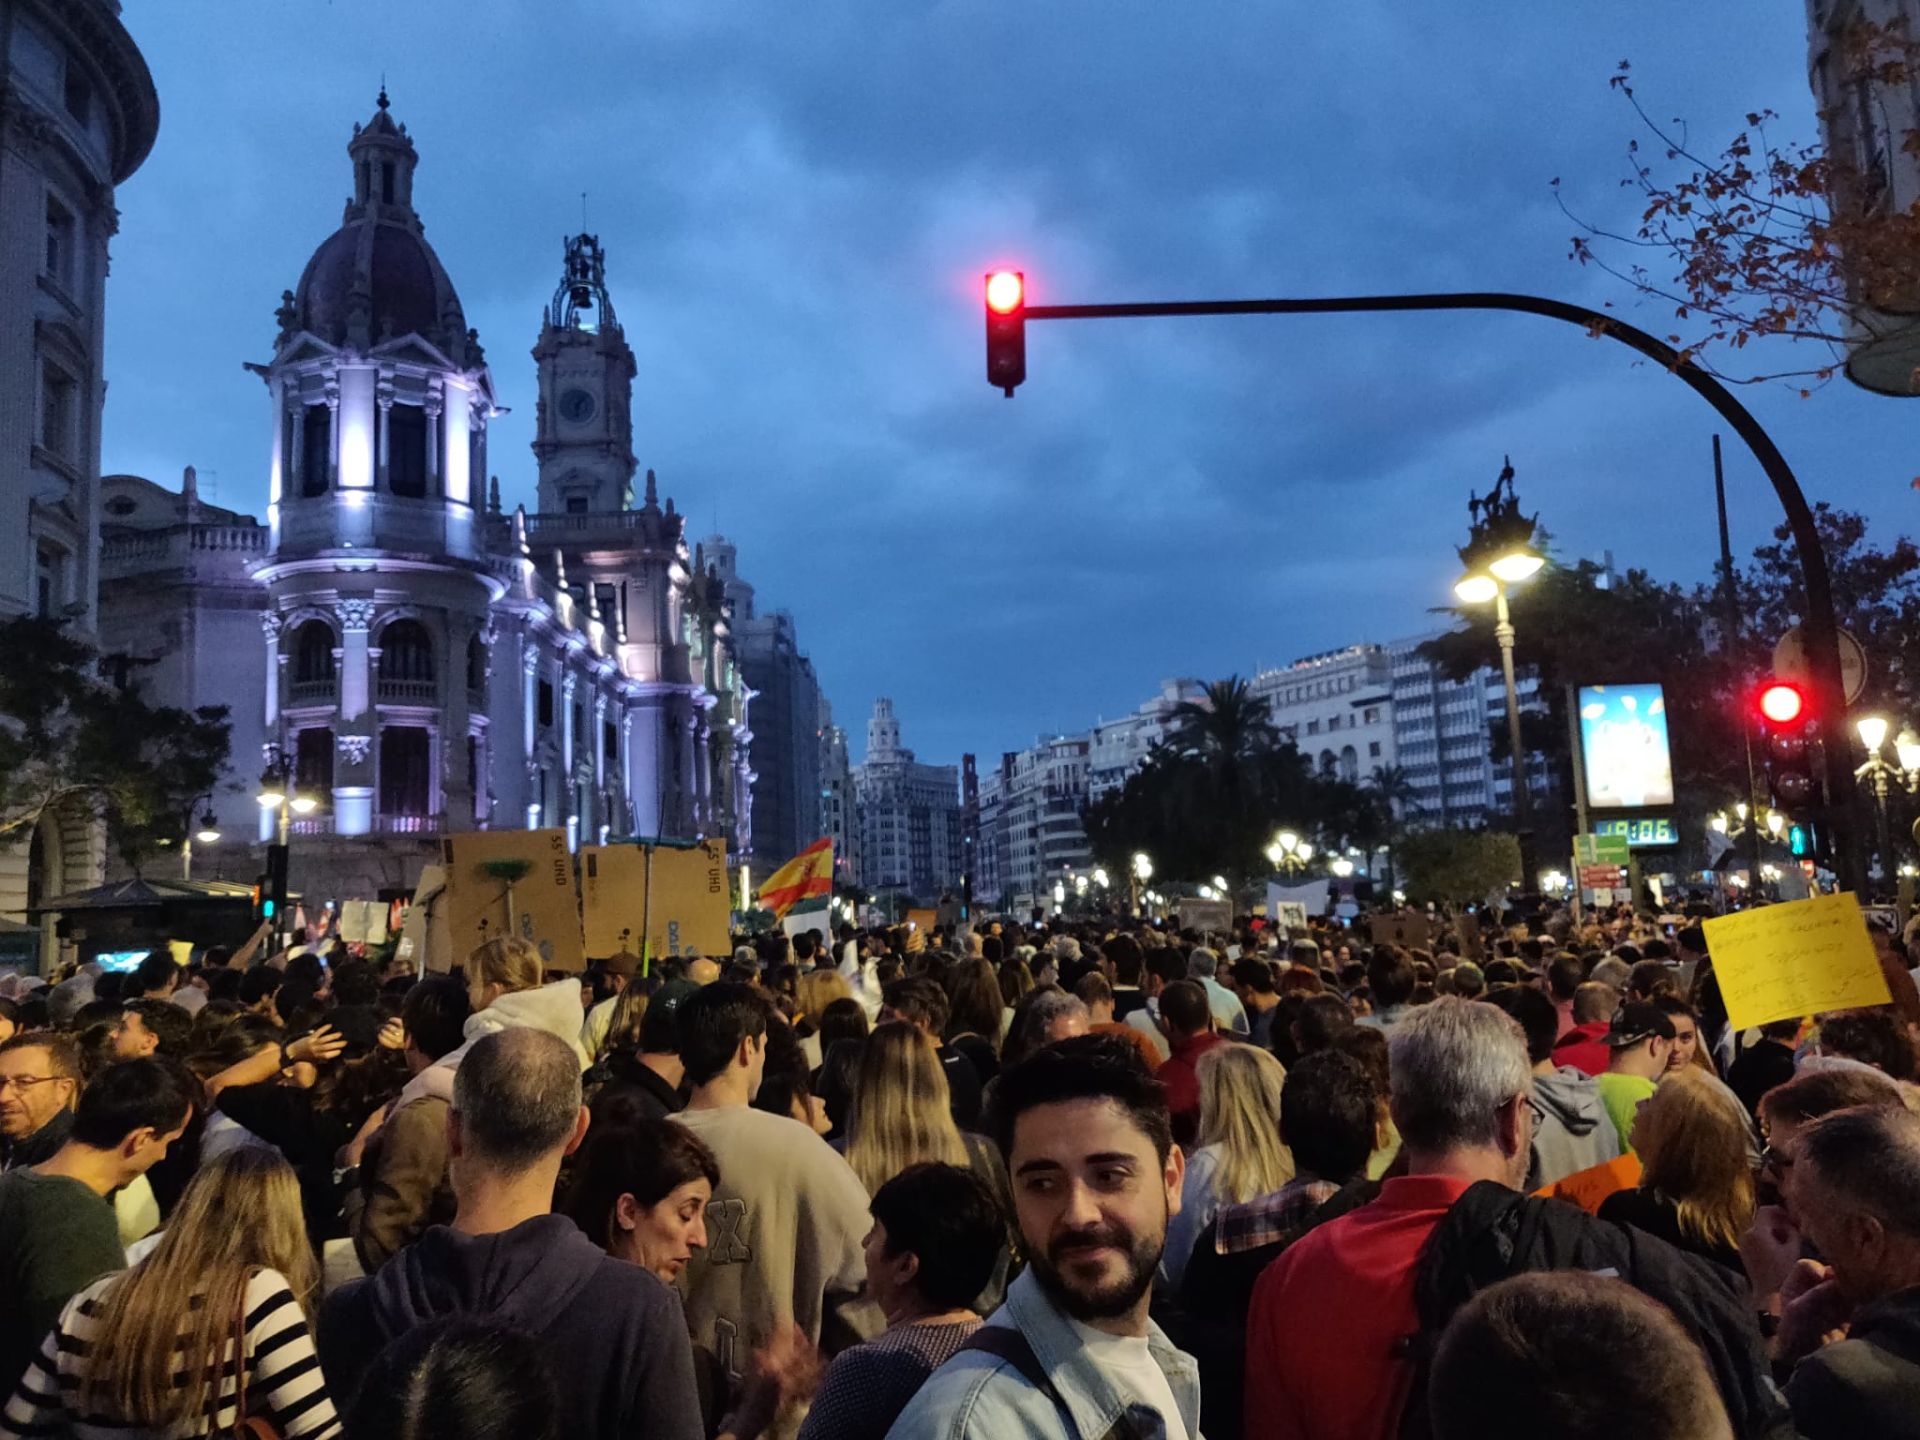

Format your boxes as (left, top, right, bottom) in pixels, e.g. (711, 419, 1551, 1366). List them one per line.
(1267, 831, 1314, 876)
(1451, 459, 1544, 892)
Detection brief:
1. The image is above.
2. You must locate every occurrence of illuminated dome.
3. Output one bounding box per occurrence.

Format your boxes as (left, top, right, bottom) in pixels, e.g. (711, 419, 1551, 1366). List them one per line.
(283, 91, 476, 360)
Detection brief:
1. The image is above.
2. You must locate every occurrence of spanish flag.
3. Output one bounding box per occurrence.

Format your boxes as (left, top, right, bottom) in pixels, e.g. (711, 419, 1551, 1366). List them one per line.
(759, 838, 834, 918)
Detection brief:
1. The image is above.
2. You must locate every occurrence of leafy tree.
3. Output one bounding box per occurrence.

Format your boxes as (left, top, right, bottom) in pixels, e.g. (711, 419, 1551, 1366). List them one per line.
(1558, 24, 1920, 389)
(0, 617, 231, 872)
(1397, 830, 1522, 906)
(1084, 679, 1369, 889)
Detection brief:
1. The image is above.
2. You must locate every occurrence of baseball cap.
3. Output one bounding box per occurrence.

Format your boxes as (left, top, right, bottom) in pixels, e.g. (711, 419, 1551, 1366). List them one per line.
(1606, 1000, 1678, 1049)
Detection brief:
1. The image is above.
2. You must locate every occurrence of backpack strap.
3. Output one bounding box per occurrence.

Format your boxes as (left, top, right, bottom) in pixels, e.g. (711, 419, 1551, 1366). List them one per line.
(962, 1326, 1091, 1431)
(959, 1325, 1058, 1397)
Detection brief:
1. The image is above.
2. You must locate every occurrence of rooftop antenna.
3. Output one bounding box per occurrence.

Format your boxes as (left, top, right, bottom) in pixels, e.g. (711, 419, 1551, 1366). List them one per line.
(581, 191, 589, 233)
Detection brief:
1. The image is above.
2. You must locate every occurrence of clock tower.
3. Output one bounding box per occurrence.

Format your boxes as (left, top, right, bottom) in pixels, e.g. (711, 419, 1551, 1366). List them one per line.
(531, 234, 637, 514)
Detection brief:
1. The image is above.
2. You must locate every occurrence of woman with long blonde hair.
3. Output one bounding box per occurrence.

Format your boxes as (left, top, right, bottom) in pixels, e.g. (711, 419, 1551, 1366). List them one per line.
(1598, 1067, 1754, 1275)
(842, 1023, 979, 1196)
(2, 1146, 338, 1439)
(1163, 1044, 1293, 1289)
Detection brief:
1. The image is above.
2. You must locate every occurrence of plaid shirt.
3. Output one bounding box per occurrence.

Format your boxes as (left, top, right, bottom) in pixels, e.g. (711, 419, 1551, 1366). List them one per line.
(1214, 1176, 1342, 1255)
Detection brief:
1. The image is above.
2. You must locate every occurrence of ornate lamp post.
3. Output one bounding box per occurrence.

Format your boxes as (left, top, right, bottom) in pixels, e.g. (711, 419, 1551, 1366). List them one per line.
(1451, 459, 1545, 893)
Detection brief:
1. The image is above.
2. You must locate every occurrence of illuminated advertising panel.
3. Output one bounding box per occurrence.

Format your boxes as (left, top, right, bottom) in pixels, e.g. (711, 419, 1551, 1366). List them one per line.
(1578, 683, 1675, 810)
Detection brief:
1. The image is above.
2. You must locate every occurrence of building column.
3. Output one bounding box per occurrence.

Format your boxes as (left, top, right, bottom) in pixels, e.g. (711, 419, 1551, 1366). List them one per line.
(443, 618, 474, 829)
(522, 643, 541, 762)
(375, 376, 394, 492)
(261, 612, 283, 729)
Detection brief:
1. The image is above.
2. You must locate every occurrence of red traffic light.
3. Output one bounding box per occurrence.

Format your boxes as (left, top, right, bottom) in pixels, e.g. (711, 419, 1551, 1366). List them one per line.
(985, 270, 1024, 314)
(1758, 682, 1806, 725)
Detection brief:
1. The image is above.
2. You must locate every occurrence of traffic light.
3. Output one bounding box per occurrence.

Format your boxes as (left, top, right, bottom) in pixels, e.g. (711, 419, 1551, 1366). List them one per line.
(1756, 681, 1818, 809)
(251, 875, 272, 923)
(985, 270, 1025, 396)
(265, 843, 290, 923)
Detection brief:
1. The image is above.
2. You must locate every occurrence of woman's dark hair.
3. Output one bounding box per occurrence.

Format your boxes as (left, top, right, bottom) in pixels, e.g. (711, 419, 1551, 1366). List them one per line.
(869, 1162, 1005, 1310)
(562, 1116, 720, 1251)
(1293, 993, 1356, 1055)
(402, 976, 472, 1063)
(1280, 1050, 1378, 1183)
(1481, 986, 1558, 1068)
(237, 967, 282, 1008)
(186, 1012, 283, 1080)
(817, 998, 869, 1052)
(1331, 1025, 1391, 1104)
(347, 1317, 562, 1440)
(284, 952, 327, 992)
(815, 1037, 865, 1138)
(1815, 1008, 1918, 1081)
(946, 958, 1005, 1043)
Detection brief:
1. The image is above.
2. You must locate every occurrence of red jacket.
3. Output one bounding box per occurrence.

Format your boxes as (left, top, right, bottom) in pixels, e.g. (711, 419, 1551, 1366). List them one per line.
(1156, 1031, 1225, 1149)
(1552, 1021, 1612, 1077)
(1246, 1175, 1476, 1440)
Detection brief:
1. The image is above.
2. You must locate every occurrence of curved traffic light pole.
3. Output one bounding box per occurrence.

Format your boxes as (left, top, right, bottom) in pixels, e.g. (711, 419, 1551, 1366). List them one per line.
(1004, 288, 1863, 895)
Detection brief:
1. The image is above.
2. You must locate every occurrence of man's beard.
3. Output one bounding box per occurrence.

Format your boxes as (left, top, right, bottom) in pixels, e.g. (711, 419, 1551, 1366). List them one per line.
(1027, 1217, 1163, 1322)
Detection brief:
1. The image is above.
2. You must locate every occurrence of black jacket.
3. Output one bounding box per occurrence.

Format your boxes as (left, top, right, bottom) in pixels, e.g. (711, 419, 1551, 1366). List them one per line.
(1401, 1181, 1794, 1440)
(318, 1213, 704, 1440)
(0, 1107, 70, 1172)
(1787, 1283, 1920, 1440)
(588, 1052, 686, 1123)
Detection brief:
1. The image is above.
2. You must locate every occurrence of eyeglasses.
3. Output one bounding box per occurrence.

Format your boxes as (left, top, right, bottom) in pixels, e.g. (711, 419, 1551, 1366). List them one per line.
(0, 1074, 71, 1096)
(1522, 1094, 1547, 1133)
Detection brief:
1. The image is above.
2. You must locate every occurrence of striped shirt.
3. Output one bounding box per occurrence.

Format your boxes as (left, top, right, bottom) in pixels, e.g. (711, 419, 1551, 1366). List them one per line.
(0, 1269, 339, 1440)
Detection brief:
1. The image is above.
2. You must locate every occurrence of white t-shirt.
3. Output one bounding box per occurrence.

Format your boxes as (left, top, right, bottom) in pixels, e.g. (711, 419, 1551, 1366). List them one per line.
(1066, 1318, 1190, 1440)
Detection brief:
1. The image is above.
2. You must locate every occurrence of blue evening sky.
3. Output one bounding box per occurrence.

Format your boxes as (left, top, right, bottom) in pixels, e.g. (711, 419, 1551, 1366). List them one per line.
(100, 2, 1916, 764)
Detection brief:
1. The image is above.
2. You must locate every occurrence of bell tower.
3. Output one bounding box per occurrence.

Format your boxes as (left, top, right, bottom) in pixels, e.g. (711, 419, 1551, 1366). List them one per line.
(531, 234, 637, 514)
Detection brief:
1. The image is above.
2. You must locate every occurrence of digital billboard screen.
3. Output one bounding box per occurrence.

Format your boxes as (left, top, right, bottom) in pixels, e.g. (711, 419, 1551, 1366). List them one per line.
(1578, 683, 1674, 810)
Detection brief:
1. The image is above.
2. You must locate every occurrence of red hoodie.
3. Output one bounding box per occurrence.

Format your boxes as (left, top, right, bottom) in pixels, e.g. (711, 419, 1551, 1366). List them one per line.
(1552, 1021, 1612, 1077)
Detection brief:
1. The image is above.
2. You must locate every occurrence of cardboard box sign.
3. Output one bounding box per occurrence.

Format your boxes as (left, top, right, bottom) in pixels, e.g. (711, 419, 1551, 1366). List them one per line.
(440, 829, 584, 973)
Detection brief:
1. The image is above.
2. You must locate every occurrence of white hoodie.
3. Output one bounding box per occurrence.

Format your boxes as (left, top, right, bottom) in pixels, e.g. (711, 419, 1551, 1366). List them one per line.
(394, 977, 590, 1110)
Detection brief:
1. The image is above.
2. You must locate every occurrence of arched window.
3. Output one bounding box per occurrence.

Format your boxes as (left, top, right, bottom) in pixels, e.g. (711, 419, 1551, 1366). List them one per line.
(378, 620, 434, 682)
(1340, 745, 1360, 782)
(289, 622, 336, 698)
(377, 619, 435, 702)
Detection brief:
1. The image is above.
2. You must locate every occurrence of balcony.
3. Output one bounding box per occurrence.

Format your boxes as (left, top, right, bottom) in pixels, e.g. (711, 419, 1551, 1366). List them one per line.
(288, 812, 441, 837)
(376, 678, 437, 704)
(288, 678, 337, 706)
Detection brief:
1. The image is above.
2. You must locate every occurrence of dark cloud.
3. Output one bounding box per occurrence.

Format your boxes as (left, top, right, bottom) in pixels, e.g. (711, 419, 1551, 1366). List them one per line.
(102, 2, 1914, 765)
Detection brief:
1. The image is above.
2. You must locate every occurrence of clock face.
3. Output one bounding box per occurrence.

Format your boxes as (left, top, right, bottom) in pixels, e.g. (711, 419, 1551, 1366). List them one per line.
(558, 387, 597, 424)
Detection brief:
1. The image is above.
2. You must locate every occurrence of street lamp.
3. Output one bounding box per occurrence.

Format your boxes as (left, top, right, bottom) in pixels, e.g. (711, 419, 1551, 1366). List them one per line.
(1267, 830, 1314, 876)
(1130, 851, 1153, 916)
(181, 806, 221, 882)
(1329, 855, 1356, 879)
(256, 760, 322, 845)
(1451, 458, 1543, 893)
(1855, 714, 1920, 889)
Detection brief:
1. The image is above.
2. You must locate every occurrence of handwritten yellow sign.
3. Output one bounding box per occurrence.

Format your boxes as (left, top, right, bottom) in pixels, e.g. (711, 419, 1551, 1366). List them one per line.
(1702, 892, 1892, 1030)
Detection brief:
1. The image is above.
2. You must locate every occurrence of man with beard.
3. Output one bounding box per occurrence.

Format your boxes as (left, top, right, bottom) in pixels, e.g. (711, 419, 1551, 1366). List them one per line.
(885, 1034, 1199, 1440)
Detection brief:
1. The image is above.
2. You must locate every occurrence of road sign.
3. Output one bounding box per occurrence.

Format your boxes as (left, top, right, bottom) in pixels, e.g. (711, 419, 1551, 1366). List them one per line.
(1773, 625, 1867, 704)
(1574, 833, 1630, 865)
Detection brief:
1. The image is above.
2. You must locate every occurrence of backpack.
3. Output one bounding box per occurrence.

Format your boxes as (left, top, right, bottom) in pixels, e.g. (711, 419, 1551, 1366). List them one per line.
(1390, 1181, 1795, 1440)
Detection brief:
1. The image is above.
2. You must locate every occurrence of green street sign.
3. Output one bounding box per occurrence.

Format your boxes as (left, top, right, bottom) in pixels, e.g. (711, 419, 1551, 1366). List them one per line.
(1574, 832, 1631, 865)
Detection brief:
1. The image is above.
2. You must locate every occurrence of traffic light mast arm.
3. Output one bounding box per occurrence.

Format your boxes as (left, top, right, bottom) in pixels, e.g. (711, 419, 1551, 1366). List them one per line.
(1013, 287, 1861, 893)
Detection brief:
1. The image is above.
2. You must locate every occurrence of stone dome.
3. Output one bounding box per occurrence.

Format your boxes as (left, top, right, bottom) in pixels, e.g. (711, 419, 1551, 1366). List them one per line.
(282, 92, 477, 361)
(293, 220, 463, 350)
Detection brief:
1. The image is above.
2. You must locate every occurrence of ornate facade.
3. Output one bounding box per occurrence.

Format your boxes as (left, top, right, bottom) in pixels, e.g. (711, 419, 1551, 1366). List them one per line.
(99, 96, 749, 895)
(0, 0, 159, 950)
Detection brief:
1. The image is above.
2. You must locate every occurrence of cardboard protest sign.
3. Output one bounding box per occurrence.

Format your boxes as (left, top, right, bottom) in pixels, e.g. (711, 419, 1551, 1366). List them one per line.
(441, 829, 583, 973)
(1702, 892, 1892, 1030)
(581, 841, 729, 963)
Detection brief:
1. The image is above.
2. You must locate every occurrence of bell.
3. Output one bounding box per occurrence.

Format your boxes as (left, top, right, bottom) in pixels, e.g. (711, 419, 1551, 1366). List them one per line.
(570, 283, 593, 310)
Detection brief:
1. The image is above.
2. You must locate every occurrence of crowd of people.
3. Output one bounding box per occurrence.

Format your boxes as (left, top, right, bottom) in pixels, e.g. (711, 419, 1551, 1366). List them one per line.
(1, 901, 1918, 1439)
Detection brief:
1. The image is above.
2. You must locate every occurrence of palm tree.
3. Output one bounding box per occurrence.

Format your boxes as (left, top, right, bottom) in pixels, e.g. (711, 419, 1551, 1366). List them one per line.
(1168, 677, 1279, 771)
(1366, 765, 1422, 894)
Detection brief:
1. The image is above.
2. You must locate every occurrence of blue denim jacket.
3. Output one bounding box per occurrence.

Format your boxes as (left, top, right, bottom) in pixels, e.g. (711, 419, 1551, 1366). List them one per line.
(883, 1269, 1203, 1440)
